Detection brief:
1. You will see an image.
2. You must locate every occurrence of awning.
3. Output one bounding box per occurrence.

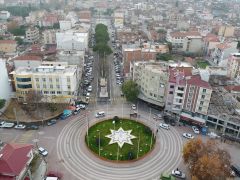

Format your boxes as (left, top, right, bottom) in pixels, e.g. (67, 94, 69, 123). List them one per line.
(180, 112, 206, 126)
(138, 93, 165, 107)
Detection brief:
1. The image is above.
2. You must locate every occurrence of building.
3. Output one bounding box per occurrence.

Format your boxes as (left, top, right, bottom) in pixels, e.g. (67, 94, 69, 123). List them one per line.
(43, 30, 57, 45)
(0, 59, 12, 100)
(166, 31, 203, 54)
(203, 33, 220, 56)
(165, 67, 212, 125)
(210, 42, 238, 65)
(114, 10, 124, 28)
(79, 10, 91, 23)
(133, 61, 168, 107)
(11, 61, 80, 103)
(0, 40, 17, 54)
(39, 14, 58, 27)
(25, 27, 39, 43)
(0, 143, 34, 180)
(13, 55, 42, 69)
(0, 11, 10, 20)
(116, 29, 147, 44)
(218, 25, 235, 37)
(227, 53, 240, 80)
(56, 27, 89, 51)
(59, 20, 72, 31)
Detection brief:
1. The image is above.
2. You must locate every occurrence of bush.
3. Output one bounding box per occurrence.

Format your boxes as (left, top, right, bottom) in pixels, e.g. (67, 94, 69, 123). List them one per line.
(0, 99, 6, 109)
(113, 116, 120, 123)
(144, 126, 152, 136)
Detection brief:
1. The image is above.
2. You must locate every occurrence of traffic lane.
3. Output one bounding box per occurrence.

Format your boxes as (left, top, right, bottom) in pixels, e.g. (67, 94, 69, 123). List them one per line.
(0, 128, 22, 143)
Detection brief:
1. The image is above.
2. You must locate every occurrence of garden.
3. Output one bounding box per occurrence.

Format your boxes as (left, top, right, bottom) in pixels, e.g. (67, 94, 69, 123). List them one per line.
(86, 117, 156, 161)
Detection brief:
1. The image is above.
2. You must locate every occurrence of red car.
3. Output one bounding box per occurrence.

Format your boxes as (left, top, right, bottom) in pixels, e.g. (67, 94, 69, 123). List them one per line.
(46, 171, 63, 179)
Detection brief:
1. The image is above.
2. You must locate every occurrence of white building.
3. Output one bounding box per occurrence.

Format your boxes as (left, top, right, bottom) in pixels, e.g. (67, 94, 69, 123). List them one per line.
(56, 28, 89, 51)
(227, 53, 240, 80)
(133, 61, 168, 107)
(59, 20, 72, 31)
(43, 29, 57, 45)
(11, 61, 80, 103)
(25, 27, 39, 43)
(0, 11, 10, 20)
(0, 59, 11, 100)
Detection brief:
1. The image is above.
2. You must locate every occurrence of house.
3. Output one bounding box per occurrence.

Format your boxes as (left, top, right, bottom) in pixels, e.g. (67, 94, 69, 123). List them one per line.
(0, 143, 34, 180)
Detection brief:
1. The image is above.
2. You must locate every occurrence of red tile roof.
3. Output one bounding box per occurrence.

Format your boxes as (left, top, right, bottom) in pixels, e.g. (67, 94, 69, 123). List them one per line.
(224, 85, 240, 92)
(204, 33, 220, 42)
(0, 40, 17, 44)
(170, 31, 201, 38)
(216, 43, 231, 50)
(0, 144, 33, 177)
(14, 55, 42, 61)
(169, 67, 193, 85)
(186, 75, 212, 89)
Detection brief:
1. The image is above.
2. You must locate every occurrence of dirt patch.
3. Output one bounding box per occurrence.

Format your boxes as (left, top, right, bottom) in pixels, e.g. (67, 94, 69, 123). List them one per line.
(0, 99, 67, 123)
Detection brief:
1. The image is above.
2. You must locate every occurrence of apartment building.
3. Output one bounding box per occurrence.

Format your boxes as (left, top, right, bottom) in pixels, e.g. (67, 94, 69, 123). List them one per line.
(43, 29, 57, 45)
(166, 31, 203, 54)
(133, 61, 168, 107)
(114, 11, 124, 28)
(0, 40, 17, 54)
(165, 67, 212, 125)
(11, 61, 80, 103)
(227, 53, 240, 80)
(56, 27, 89, 51)
(25, 26, 39, 43)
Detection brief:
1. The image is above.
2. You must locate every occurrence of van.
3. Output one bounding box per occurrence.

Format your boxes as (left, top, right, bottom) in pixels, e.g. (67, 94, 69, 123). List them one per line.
(95, 111, 105, 118)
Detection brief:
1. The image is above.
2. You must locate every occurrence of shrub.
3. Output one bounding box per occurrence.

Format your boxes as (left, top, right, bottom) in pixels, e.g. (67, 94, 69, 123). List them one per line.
(0, 99, 6, 109)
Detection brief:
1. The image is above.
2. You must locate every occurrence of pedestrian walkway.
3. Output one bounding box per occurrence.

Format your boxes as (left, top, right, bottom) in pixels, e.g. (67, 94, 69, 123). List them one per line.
(16, 130, 34, 144)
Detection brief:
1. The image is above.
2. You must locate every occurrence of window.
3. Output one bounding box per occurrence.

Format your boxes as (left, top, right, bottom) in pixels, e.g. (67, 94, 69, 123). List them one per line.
(42, 78, 46, 82)
(170, 85, 174, 88)
(17, 84, 32, 89)
(49, 78, 52, 82)
(50, 84, 53, 89)
(150, 93, 153, 96)
(44, 91, 49, 94)
(67, 85, 71, 89)
(169, 91, 173, 94)
(178, 87, 184, 91)
(57, 91, 62, 94)
(154, 94, 157, 97)
(68, 92, 71, 95)
(200, 101, 204, 105)
(35, 78, 39, 82)
(56, 85, 60, 89)
(177, 93, 183, 97)
(36, 84, 40, 88)
(67, 77, 71, 82)
(201, 95, 205, 99)
(51, 91, 55, 94)
(203, 89, 206, 93)
(16, 77, 31, 82)
(43, 84, 46, 88)
(198, 107, 202, 111)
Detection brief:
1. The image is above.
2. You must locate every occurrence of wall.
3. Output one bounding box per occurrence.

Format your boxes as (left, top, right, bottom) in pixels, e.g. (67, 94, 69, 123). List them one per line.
(0, 59, 11, 100)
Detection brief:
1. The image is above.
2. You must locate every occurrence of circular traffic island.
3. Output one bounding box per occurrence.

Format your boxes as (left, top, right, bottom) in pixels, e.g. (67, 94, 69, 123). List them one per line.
(85, 117, 156, 161)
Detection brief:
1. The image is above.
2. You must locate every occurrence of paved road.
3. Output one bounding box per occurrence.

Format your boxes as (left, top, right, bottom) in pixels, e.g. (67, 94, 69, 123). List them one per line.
(56, 105, 183, 180)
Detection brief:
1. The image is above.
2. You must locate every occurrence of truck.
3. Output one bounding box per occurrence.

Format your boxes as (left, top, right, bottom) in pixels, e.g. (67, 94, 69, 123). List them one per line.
(0, 121, 15, 128)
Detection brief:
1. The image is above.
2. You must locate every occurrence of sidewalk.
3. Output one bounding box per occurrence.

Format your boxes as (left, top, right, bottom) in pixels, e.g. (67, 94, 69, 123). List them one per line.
(32, 160, 47, 180)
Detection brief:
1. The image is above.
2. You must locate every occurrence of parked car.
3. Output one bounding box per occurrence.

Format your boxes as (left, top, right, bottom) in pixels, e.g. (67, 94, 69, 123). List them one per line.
(131, 104, 136, 110)
(95, 111, 105, 118)
(207, 132, 220, 139)
(192, 126, 200, 134)
(171, 169, 186, 179)
(159, 123, 170, 130)
(38, 147, 48, 156)
(87, 86, 92, 92)
(231, 164, 240, 177)
(73, 108, 81, 115)
(46, 171, 63, 179)
(77, 104, 86, 109)
(14, 124, 26, 129)
(26, 125, 39, 130)
(183, 133, 194, 139)
(47, 119, 57, 126)
(0, 121, 15, 128)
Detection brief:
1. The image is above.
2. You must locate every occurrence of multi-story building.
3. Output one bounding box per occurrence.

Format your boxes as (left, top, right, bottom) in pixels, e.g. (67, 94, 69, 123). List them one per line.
(11, 61, 80, 103)
(133, 61, 168, 107)
(166, 31, 203, 54)
(43, 29, 57, 45)
(227, 53, 240, 80)
(0, 40, 17, 54)
(218, 25, 235, 37)
(25, 26, 39, 43)
(165, 67, 212, 125)
(114, 10, 124, 28)
(56, 27, 89, 51)
(210, 42, 238, 65)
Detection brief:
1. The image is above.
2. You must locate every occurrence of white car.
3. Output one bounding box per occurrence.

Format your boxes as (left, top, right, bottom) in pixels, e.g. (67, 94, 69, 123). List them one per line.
(95, 111, 105, 118)
(14, 124, 26, 129)
(159, 123, 170, 130)
(171, 169, 186, 179)
(87, 86, 92, 92)
(183, 133, 194, 139)
(192, 126, 200, 134)
(38, 147, 48, 156)
(207, 132, 220, 139)
(131, 104, 136, 110)
(78, 104, 86, 109)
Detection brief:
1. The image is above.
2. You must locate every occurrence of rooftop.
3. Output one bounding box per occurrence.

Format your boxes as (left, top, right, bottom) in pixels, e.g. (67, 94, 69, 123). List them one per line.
(14, 55, 42, 61)
(0, 40, 16, 44)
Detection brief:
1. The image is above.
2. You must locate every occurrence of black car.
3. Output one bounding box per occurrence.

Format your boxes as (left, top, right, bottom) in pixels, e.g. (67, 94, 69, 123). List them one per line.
(231, 164, 240, 177)
(26, 125, 39, 130)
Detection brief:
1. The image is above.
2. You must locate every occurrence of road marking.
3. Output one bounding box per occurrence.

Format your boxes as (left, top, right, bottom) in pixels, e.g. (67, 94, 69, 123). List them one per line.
(43, 136, 55, 140)
(16, 130, 34, 144)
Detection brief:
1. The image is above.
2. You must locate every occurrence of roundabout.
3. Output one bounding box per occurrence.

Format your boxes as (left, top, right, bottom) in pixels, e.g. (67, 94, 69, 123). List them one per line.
(86, 118, 156, 161)
(56, 109, 184, 180)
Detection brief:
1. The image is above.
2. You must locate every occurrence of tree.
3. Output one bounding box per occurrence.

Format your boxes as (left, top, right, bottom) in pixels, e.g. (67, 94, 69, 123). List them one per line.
(8, 25, 26, 36)
(53, 23, 60, 29)
(0, 99, 6, 109)
(121, 80, 139, 102)
(183, 138, 231, 180)
(156, 53, 172, 61)
(15, 37, 23, 45)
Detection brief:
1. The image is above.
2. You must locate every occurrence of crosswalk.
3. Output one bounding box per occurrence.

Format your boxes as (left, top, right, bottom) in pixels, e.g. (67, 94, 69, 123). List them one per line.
(88, 96, 126, 104)
(15, 130, 35, 144)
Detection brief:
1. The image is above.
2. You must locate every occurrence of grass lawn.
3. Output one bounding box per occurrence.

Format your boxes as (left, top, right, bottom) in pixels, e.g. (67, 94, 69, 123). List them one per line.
(196, 60, 210, 69)
(86, 118, 156, 161)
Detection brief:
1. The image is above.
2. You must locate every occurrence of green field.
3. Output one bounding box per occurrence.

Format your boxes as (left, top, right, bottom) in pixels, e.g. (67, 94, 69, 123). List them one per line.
(86, 118, 156, 161)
